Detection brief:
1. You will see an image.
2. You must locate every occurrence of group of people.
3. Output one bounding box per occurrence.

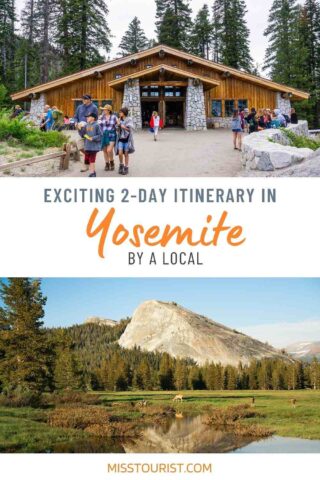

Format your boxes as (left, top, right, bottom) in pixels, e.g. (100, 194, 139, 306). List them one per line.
(231, 106, 299, 151)
(74, 94, 136, 177)
(39, 105, 67, 132)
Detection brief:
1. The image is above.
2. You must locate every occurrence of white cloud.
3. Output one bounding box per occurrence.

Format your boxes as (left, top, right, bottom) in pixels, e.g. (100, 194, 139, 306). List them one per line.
(240, 319, 320, 348)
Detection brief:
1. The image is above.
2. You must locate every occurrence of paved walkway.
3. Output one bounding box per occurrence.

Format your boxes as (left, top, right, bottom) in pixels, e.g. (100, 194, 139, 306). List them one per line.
(61, 129, 244, 177)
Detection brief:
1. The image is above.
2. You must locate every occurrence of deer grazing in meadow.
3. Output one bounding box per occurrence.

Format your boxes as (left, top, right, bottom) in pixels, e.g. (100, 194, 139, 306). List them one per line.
(251, 397, 255, 407)
(173, 394, 184, 402)
(291, 398, 297, 409)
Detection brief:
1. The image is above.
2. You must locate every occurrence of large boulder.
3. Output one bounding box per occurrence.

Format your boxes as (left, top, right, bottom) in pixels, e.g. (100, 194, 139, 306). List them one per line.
(242, 121, 314, 171)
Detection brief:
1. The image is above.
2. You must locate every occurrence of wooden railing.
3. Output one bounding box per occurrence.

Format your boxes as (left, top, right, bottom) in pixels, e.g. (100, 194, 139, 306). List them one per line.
(0, 143, 80, 173)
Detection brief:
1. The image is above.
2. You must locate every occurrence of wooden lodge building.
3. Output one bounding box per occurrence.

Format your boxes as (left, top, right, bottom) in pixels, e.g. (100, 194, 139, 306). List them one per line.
(11, 45, 309, 131)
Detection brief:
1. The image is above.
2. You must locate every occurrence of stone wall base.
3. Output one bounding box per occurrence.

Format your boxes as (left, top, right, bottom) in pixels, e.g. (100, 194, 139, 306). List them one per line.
(122, 79, 142, 130)
(185, 79, 207, 131)
(276, 92, 291, 115)
(30, 94, 46, 124)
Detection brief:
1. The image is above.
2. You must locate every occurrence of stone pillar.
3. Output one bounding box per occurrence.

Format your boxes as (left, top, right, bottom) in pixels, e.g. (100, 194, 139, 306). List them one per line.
(29, 93, 46, 124)
(276, 92, 291, 116)
(122, 79, 142, 130)
(185, 79, 207, 131)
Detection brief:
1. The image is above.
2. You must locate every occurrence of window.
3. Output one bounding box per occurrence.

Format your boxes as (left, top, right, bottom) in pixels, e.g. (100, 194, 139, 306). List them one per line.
(212, 100, 222, 117)
(101, 100, 113, 107)
(238, 99, 248, 110)
(225, 100, 235, 117)
(74, 99, 113, 112)
(164, 86, 184, 97)
(141, 86, 160, 97)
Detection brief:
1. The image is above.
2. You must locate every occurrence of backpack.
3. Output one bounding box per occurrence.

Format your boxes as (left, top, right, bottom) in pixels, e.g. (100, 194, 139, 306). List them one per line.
(284, 114, 290, 126)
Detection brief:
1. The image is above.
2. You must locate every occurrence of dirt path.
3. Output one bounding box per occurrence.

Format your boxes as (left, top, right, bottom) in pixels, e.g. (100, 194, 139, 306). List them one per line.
(61, 129, 243, 178)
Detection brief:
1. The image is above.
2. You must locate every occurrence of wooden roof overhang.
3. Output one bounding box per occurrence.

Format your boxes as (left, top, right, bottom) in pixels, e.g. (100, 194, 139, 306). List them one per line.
(108, 64, 221, 91)
(11, 44, 309, 101)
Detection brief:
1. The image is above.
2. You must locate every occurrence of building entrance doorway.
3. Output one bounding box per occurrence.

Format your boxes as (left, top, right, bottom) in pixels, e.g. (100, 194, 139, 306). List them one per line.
(141, 100, 159, 128)
(165, 101, 184, 127)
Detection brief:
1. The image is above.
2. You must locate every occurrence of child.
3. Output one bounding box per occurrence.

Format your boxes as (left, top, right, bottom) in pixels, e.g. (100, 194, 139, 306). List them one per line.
(116, 107, 135, 175)
(150, 111, 163, 141)
(82, 112, 101, 177)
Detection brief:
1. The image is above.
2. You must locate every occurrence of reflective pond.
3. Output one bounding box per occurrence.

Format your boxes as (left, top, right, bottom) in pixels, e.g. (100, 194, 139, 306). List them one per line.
(51, 415, 320, 454)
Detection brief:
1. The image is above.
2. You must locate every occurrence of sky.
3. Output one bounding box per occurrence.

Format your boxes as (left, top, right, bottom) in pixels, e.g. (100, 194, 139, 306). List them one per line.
(15, 0, 305, 68)
(1, 278, 319, 348)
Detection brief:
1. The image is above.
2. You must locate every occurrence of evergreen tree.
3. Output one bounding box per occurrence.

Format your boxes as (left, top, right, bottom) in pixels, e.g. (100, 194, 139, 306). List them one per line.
(155, 0, 192, 51)
(225, 365, 237, 390)
(53, 330, 83, 390)
(174, 359, 188, 390)
(293, 0, 320, 127)
(212, 0, 253, 71)
(263, 0, 301, 84)
(309, 358, 320, 389)
(0, 278, 53, 394)
(55, 0, 112, 74)
(118, 17, 149, 55)
(158, 353, 174, 390)
(0, 0, 16, 88)
(190, 4, 213, 59)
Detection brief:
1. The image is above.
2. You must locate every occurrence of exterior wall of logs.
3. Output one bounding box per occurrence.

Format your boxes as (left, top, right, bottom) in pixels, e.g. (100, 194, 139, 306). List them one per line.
(12, 45, 309, 130)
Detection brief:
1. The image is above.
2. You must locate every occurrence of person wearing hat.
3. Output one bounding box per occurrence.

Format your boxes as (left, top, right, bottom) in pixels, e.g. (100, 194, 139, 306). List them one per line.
(10, 104, 24, 119)
(74, 95, 99, 156)
(100, 104, 118, 171)
(81, 111, 101, 177)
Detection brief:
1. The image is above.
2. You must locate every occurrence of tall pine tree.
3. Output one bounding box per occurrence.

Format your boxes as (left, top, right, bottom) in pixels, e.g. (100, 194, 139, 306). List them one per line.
(263, 0, 301, 84)
(0, 278, 53, 395)
(0, 0, 16, 89)
(155, 0, 192, 51)
(190, 4, 213, 59)
(118, 17, 149, 55)
(296, 0, 320, 126)
(212, 0, 253, 71)
(54, 0, 112, 74)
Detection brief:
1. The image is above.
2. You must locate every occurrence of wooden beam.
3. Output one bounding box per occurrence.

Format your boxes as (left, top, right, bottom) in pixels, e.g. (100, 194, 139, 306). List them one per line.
(140, 81, 188, 87)
(0, 144, 79, 172)
(0, 151, 65, 172)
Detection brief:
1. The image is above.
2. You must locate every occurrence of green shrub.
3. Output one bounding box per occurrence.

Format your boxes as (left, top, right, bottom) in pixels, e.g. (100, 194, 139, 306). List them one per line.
(0, 112, 67, 149)
(0, 386, 42, 408)
(281, 128, 320, 151)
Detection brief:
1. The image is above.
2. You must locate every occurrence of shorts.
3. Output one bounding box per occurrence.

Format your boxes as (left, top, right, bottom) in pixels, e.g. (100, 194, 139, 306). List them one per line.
(118, 140, 130, 152)
(101, 130, 116, 149)
(108, 131, 117, 143)
(84, 151, 97, 165)
(232, 129, 243, 133)
(76, 137, 85, 151)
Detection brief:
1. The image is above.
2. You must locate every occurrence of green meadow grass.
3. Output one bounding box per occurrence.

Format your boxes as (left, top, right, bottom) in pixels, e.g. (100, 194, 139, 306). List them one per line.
(0, 390, 319, 452)
(98, 390, 320, 439)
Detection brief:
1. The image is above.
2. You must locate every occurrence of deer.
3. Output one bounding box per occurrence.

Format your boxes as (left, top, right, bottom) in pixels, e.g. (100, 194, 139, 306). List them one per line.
(291, 398, 297, 409)
(173, 394, 184, 402)
(136, 400, 148, 407)
(251, 397, 255, 407)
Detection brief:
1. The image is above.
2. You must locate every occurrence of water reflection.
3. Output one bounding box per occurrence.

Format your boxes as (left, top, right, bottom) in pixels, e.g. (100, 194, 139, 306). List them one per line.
(50, 415, 320, 454)
(123, 415, 252, 453)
